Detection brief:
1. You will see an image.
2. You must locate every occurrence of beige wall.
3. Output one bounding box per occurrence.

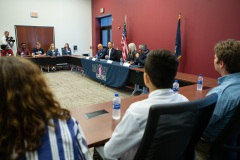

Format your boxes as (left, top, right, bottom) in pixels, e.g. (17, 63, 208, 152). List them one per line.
(0, 0, 92, 55)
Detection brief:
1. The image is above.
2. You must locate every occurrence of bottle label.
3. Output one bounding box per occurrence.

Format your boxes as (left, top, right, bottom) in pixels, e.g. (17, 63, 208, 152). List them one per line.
(198, 80, 203, 84)
(173, 88, 178, 92)
(113, 104, 120, 109)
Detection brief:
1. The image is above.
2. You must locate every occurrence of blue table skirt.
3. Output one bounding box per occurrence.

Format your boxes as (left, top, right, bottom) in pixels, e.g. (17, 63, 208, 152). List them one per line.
(81, 58, 130, 88)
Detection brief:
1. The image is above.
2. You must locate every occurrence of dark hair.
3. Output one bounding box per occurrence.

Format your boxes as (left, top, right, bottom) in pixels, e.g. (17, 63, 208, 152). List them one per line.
(0, 57, 70, 159)
(145, 49, 179, 88)
(214, 39, 240, 73)
(1, 44, 7, 50)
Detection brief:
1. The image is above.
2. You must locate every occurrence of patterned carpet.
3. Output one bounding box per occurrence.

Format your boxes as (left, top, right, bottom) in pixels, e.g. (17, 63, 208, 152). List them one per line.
(44, 70, 133, 109)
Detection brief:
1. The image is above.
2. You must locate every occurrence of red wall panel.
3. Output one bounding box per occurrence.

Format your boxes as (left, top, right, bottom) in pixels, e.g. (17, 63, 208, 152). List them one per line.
(92, 0, 240, 78)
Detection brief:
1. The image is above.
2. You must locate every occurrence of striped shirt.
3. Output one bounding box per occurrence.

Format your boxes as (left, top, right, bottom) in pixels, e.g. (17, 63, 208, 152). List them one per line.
(21, 117, 92, 160)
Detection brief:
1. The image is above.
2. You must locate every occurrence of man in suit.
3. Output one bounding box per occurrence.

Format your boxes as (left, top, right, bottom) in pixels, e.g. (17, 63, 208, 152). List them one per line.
(105, 41, 117, 61)
(196, 39, 240, 159)
(104, 49, 188, 160)
(95, 43, 107, 59)
(135, 44, 149, 66)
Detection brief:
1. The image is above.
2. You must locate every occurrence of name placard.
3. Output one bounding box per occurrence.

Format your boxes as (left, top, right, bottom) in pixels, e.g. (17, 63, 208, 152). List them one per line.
(107, 60, 113, 64)
(123, 62, 130, 67)
(86, 57, 90, 59)
(92, 58, 96, 61)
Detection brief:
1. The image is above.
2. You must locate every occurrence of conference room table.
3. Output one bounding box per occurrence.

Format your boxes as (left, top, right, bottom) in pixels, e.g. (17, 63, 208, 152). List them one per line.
(23, 55, 218, 148)
(24, 55, 83, 66)
(69, 75, 217, 148)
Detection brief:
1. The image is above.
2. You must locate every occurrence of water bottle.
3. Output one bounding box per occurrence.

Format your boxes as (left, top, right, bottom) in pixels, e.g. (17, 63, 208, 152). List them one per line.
(21, 52, 24, 57)
(95, 54, 99, 59)
(197, 74, 203, 90)
(120, 58, 123, 65)
(112, 93, 121, 120)
(173, 79, 179, 93)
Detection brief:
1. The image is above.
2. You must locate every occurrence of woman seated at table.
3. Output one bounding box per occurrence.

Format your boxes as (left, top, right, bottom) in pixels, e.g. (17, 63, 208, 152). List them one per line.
(0, 57, 92, 160)
(47, 43, 60, 56)
(62, 43, 72, 56)
(126, 43, 137, 64)
(0, 44, 14, 56)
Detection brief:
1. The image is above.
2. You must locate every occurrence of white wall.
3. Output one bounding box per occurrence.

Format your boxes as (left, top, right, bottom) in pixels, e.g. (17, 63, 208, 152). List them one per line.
(0, 0, 92, 55)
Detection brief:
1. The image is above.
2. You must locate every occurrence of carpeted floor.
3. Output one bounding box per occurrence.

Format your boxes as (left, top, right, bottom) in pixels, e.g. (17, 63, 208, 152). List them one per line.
(44, 70, 133, 109)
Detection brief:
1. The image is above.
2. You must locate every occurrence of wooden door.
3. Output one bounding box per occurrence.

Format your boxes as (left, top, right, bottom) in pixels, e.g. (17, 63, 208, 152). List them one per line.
(15, 26, 36, 53)
(35, 27, 54, 53)
(15, 26, 54, 54)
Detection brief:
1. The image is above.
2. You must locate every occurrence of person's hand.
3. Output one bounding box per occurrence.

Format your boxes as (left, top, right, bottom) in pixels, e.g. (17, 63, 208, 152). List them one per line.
(105, 55, 109, 59)
(136, 53, 140, 58)
(130, 61, 134, 65)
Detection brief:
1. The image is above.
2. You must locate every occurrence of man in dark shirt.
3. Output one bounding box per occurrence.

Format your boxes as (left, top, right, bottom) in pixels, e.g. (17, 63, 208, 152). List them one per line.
(16, 43, 30, 56)
(32, 42, 46, 57)
(135, 44, 149, 66)
(95, 43, 107, 59)
(105, 42, 117, 61)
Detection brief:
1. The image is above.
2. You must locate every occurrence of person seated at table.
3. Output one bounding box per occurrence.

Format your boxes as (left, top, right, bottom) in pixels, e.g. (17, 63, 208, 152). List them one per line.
(95, 43, 107, 59)
(16, 43, 30, 56)
(32, 42, 46, 57)
(104, 49, 188, 160)
(62, 43, 72, 56)
(105, 41, 117, 61)
(126, 42, 137, 64)
(0, 44, 14, 56)
(196, 39, 240, 159)
(47, 43, 60, 56)
(135, 44, 150, 66)
(0, 57, 92, 160)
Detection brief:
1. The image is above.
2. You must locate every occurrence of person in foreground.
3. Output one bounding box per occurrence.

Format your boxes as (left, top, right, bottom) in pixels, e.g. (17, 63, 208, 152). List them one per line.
(196, 39, 240, 159)
(0, 57, 92, 160)
(104, 49, 189, 160)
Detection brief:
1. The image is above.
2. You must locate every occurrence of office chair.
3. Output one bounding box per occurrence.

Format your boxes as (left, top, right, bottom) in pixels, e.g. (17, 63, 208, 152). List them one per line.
(94, 93, 218, 160)
(210, 103, 240, 160)
(116, 50, 122, 62)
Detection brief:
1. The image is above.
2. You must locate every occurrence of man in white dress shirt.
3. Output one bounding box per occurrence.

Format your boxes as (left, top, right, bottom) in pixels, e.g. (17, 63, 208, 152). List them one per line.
(1, 31, 15, 49)
(104, 49, 189, 160)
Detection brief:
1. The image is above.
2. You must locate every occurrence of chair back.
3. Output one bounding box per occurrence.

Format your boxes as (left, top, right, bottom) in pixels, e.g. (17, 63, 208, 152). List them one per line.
(116, 50, 122, 62)
(210, 103, 240, 160)
(82, 53, 90, 56)
(133, 93, 218, 160)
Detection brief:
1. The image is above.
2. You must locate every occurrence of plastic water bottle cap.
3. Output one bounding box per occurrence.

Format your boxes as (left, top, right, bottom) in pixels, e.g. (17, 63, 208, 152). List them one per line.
(174, 80, 178, 82)
(199, 74, 202, 76)
(115, 93, 119, 97)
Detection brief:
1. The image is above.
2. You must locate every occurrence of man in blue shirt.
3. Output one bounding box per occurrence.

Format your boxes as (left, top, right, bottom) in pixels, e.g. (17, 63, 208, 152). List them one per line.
(135, 44, 149, 66)
(196, 39, 240, 159)
(95, 43, 107, 59)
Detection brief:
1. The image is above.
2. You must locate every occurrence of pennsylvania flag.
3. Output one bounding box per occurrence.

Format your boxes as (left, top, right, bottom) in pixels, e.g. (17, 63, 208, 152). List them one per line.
(174, 14, 181, 59)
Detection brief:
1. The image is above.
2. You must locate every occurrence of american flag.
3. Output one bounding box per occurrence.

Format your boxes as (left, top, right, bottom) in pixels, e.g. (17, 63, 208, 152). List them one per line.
(121, 17, 128, 61)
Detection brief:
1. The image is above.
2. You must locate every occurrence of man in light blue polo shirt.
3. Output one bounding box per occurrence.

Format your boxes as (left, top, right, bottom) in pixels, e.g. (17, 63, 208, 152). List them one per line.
(196, 39, 240, 159)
